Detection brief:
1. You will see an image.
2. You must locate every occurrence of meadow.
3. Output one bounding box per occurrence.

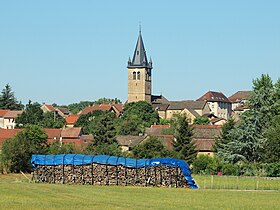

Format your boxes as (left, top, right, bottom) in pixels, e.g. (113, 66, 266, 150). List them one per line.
(0, 174, 279, 210)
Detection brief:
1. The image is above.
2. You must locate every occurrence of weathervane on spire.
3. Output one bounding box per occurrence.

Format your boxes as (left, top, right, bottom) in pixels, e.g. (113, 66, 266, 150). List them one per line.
(139, 21, 141, 34)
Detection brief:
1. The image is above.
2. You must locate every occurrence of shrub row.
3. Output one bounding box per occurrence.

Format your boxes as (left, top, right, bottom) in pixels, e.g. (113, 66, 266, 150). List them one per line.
(192, 155, 280, 177)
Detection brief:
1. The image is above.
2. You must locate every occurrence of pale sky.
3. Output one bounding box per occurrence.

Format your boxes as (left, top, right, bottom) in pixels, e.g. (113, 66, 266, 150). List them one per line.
(0, 1, 279, 105)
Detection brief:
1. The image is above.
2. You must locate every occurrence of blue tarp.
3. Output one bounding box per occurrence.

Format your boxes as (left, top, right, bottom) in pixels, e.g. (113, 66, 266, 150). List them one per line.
(31, 154, 198, 189)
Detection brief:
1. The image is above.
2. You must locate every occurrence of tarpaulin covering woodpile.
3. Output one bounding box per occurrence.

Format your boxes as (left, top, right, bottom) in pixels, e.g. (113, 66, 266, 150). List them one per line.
(31, 154, 198, 189)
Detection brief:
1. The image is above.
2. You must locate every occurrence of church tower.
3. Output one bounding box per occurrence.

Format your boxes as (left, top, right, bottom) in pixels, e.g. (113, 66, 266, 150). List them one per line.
(127, 30, 153, 103)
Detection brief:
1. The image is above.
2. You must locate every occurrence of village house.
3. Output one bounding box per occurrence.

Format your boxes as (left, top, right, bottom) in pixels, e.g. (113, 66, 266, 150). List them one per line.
(197, 91, 232, 120)
(0, 110, 23, 129)
(228, 90, 252, 111)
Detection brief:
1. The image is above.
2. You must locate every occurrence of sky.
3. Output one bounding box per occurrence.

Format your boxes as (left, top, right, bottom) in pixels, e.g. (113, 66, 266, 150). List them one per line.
(0, 1, 279, 105)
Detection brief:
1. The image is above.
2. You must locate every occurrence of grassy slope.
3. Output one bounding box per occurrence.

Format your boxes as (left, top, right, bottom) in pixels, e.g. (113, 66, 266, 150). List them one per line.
(0, 174, 279, 210)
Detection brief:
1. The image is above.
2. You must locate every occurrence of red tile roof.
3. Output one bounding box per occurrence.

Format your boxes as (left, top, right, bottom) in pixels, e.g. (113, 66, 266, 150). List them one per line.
(228, 91, 252, 102)
(4, 110, 23, 118)
(61, 127, 82, 138)
(79, 104, 112, 115)
(0, 110, 9, 117)
(45, 104, 56, 112)
(65, 115, 80, 125)
(0, 128, 22, 146)
(44, 128, 61, 139)
(197, 91, 231, 103)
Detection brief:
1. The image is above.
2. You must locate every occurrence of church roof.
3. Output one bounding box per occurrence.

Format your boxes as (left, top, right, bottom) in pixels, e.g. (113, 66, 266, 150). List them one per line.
(128, 31, 152, 68)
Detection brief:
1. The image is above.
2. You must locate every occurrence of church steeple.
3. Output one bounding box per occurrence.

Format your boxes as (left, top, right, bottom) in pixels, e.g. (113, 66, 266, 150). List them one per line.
(128, 31, 152, 69)
(127, 29, 153, 104)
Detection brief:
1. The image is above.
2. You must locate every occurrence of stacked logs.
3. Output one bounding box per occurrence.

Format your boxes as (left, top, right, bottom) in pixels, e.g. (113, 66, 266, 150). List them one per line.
(33, 163, 189, 188)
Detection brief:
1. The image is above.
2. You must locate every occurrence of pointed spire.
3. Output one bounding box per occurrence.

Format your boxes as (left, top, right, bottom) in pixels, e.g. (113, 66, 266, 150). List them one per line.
(128, 29, 152, 69)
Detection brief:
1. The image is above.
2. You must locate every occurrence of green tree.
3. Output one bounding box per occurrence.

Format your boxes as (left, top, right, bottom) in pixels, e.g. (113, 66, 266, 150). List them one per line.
(193, 117, 210, 125)
(46, 142, 76, 154)
(16, 101, 44, 127)
(217, 74, 277, 163)
(214, 118, 235, 152)
(1, 125, 48, 172)
(263, 115, 280, 163)
(74, 110, 104, 134)
(94, 97, 121, 105)
(172, 114, 197, 164)
(68, 101, 94, 114)
(40, 112, 65, 128)
(117, 101, 159, 135)
(85, 112, 121, 156)
(0, 84, 23, 110)
(132, 136, 173, 159)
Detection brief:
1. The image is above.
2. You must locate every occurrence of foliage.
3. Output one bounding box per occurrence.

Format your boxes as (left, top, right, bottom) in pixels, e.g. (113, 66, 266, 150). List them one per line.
(214, 118, 235, 152)
(46, 142, 77, 154)
(16, 101, 65, 128)
(0, 84, 23, 110)
(216, 74, 279, 163)
(192, 155, 223, 175)
(67, 98, 121, 114)
(159, 118, 170, 125)
(1, 125, 48, 172)
(40, 112, 65, 128)
(84, 112, 121, 156)
(263, 115, 280, 163)
(74, 110, 104, 134)
(193, 117, 210, 125)
(132, 136, 173, 159)
(67, 101, 94, 114)
(116, 101, 159, 135)
(94, 97, 121, 105)
(172, 114, 197, 164)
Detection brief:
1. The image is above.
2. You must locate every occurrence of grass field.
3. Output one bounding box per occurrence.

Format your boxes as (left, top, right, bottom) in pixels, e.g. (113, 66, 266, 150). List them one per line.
(0, 174, 279, 210)
(193, 175, 280, 190)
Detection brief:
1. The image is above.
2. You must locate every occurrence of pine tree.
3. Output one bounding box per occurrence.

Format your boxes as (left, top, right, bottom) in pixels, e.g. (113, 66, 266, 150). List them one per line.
(85, 112, 121, 156)
(172, 114, 197, 164)
(0, 84, 23, 110)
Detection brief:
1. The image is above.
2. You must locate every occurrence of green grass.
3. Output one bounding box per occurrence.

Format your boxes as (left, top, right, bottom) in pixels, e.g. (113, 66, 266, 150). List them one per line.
(193, 175, 280, 190)
(0, 174, 279, 210)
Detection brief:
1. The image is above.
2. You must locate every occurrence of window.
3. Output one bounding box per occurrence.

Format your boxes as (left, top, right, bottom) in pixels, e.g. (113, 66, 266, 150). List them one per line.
(133, 72, 136, 80)
(137, 71, 140, 80)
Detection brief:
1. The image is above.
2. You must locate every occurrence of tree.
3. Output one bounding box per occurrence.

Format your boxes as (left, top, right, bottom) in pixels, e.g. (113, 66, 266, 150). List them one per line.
(132, 136, 173, 159)
(214, 118, 235, 152)
(193, 117, 210, 125)
(16, 101, 44, 127)
(116, 101, 159, 135)
(74, 110, 104, 134)
(216, 74, 277, 163)
(85, 112, 121, 156)
(94, 97, 121, 105)
(0, 84, 23, 110)
(1, 125, 48, 172)
(172, 114, 197, 164)
(46, 142, 76, 154)
(263, 115, 280, 163)
(68, 101, 94, 114)
(40, 112, 65, 128)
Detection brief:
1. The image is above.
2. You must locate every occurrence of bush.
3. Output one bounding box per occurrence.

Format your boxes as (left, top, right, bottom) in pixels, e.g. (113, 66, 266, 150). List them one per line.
(222, 164, 240, 176)
(266, 162, 280, 177)
(192, 155, 222, 175)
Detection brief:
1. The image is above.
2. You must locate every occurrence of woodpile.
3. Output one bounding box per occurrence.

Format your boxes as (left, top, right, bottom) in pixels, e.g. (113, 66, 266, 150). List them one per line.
(33, 163, 189, 188)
